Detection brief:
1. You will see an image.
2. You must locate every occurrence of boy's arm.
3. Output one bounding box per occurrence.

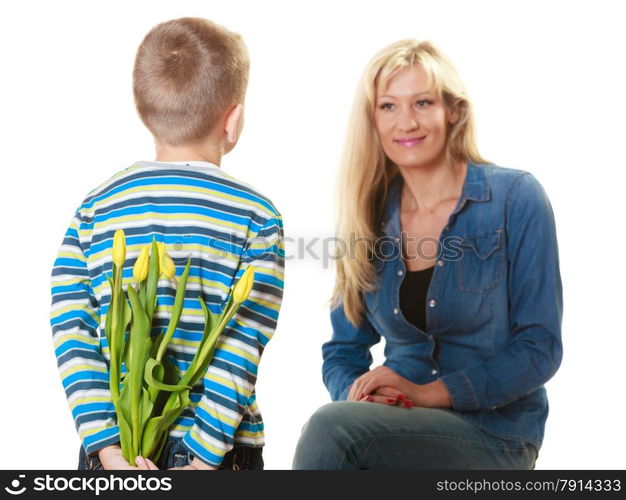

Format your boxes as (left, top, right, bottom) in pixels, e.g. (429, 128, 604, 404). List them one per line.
(181, 212, 285, 468)
(50, 208, 120, 457)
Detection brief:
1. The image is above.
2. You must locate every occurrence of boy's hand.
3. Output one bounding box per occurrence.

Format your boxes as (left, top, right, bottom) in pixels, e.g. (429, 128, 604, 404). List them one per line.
(134, 455, 216, 470)
(97, 445, 157, 470)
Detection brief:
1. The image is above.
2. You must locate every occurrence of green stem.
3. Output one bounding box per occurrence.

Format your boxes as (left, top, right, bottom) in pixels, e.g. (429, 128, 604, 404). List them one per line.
(109, 265, 121, 405)
(127, 285, 150, 463)
(181, 298, 241, 388)
(156, 258, 192, 363)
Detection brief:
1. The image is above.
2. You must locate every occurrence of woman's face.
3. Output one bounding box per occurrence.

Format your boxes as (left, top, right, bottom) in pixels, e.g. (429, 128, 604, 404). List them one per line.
(374, 65, 458, 170)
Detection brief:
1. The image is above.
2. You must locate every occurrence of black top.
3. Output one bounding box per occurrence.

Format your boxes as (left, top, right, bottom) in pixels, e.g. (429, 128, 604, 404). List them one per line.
(399, 265, 435, 332)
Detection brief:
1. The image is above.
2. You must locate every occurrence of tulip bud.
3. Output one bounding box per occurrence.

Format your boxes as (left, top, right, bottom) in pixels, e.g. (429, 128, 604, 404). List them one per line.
(233, 267, 255, 304)
(156, 242, 165, 262)
(133, 245, 150, 283)
(160, 251, 176, 280)
(112, 229, 126, 267)
(155, 241, 175, 279)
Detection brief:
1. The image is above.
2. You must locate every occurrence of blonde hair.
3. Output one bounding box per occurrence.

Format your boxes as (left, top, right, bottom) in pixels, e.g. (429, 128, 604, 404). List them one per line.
(331, 39, 486, 326)
(133, 17, 249, 146)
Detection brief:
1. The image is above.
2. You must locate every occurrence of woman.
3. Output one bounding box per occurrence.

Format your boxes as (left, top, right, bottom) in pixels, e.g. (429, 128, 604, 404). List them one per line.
(292, 40, 562, 470)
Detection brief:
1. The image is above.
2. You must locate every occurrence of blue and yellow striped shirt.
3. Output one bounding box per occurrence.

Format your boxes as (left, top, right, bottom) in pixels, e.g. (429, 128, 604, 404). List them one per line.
(50, 160, 285, 467)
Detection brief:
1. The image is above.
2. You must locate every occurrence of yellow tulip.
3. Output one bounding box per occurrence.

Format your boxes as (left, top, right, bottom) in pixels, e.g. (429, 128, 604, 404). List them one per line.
(233, 267, 255, 304)
(112, 229, 126, 267)
(157, 242, 176, 280)
(133, 245, 150, 283)
(156, 242, 165, 262)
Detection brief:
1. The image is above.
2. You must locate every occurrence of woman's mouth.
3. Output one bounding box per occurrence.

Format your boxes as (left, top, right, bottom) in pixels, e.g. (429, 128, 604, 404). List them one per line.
(394, 136, 426, 147)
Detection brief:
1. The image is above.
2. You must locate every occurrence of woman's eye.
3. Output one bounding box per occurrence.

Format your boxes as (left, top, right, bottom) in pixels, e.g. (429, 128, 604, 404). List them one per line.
(417, 100, 431, 107)
(380, 102, 394, 110)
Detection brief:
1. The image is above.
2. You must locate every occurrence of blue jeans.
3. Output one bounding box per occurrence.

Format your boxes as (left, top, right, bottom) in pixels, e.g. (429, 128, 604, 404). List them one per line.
(78, 437, 264, 470)
(292, 402, 538, 470)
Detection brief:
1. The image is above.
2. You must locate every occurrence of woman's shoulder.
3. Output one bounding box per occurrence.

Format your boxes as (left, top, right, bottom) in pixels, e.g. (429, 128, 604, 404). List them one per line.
(475, 162, 554, 223)
(473, 162, 548, 200)
(474, 161, 529, 184)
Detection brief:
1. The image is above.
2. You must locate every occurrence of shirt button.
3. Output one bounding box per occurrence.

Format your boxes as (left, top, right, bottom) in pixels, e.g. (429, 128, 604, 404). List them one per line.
(428, 299, 437, 308)
(436, 260, 444, 267)
(431, 369, 438, 375)
(397, 270, 403, 276)
(393, 307, 399, 315)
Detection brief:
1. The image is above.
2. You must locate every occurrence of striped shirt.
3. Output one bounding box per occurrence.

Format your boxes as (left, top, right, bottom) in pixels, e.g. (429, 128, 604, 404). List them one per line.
(50, 160, 285, 467)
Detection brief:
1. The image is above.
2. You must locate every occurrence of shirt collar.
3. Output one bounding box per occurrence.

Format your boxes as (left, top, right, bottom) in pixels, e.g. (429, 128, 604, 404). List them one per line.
(380, 161, 491, 236)
(135, 160, 221, 170)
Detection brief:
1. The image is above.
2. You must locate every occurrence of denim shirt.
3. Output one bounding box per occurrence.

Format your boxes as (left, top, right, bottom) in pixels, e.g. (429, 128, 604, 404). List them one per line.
(322, 162, 563, 450)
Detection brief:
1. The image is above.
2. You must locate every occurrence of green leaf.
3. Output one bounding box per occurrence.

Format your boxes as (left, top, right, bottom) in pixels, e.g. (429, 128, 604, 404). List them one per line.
(117, 294, 132, 363)
(117, 378, 134, 463)
(126, 285, 151, 461)
(144, 358, 192, 391)
(195, 298, 211, 361)
(186, 296, 229, 380)
(118, 412, 133, 464)
(150, 332, 164, 360)
(139, 279, 147, 310)
(141, 390, 190, 461)
(137, 386, 154, 457)
(156, 258, 192, 363)
(182, 298, 241, 389)
(144, 237, 160, 322)
(121, 331, 131, 375)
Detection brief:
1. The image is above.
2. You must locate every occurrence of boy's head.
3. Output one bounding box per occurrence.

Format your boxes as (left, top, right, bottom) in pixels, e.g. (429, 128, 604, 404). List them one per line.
(133, 17, 249, 148)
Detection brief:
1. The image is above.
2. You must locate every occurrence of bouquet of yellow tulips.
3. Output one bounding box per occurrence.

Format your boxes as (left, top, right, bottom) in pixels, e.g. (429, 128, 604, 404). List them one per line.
(105, 229, 255, 465)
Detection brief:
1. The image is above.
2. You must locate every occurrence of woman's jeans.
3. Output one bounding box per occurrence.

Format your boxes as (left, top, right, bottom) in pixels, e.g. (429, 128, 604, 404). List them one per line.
(292, 402, 538, 470)
(78, 437, 263, 470)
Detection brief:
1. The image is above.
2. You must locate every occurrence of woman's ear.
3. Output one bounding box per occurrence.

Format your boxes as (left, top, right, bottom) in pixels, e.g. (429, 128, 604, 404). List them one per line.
(225, 103, 244, 144)
(447, 99, 462, 125)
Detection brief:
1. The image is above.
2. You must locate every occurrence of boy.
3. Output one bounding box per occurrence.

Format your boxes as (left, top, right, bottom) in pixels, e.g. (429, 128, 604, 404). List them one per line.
(49, 17, 284, 470)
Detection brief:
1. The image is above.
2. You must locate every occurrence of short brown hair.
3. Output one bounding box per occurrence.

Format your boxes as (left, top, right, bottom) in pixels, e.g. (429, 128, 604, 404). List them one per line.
(133, 17, 249, 146)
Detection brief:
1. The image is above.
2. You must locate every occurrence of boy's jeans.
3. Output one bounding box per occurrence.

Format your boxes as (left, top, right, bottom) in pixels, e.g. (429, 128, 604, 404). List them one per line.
(292, 402, 538, 470)
(78, 437, 263, 470)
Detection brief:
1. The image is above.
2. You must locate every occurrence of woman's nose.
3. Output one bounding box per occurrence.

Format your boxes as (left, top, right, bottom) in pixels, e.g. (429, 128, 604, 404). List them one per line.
(397, 109, 419, 131)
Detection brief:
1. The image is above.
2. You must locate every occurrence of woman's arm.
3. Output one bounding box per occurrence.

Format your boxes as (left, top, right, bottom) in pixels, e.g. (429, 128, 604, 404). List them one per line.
(322, 301, 382, 401)
(439, 172, 563, 411)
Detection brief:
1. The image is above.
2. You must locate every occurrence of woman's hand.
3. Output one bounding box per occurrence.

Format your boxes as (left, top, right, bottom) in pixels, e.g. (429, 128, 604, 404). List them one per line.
(347, 366, 453, 408)
(97, 445, 158, 470)
(360, 385, 412, 407)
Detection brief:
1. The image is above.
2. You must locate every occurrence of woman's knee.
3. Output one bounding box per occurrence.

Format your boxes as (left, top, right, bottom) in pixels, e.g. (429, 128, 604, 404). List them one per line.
(293, 402, 361, 469)
(300, 402, 353, 439)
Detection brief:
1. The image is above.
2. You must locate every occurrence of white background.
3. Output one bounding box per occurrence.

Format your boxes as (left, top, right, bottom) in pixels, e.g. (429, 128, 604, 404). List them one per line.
(1, 0, 624, 470)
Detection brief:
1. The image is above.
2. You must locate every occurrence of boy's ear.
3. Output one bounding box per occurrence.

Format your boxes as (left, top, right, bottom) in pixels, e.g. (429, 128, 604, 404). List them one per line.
(225, 104, 244, 144)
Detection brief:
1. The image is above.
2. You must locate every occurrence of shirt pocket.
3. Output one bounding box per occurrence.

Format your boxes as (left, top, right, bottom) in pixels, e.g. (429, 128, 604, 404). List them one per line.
(455, 229, 505, 293)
